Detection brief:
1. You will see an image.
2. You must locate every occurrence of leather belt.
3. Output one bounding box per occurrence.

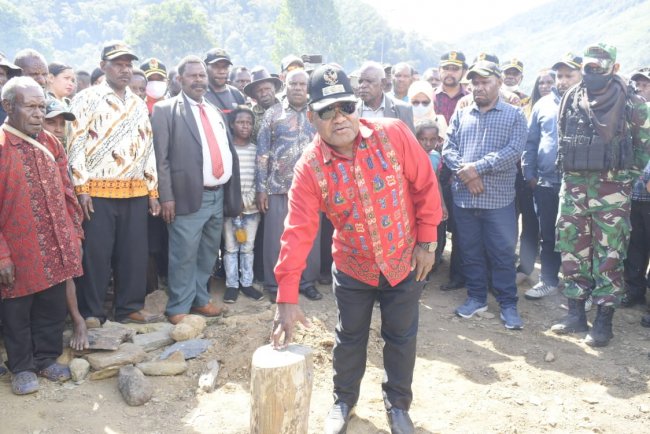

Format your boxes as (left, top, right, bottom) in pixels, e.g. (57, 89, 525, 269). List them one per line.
(203, 185, 222, 191)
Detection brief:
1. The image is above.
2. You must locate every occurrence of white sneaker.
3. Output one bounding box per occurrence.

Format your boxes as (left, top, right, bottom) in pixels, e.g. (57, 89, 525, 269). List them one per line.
(524, 282, 558, 300)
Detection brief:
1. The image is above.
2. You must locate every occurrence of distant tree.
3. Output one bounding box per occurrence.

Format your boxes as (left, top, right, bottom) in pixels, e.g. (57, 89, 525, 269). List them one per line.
(0, 0, 49, 57)
(126, 0, 215, 67)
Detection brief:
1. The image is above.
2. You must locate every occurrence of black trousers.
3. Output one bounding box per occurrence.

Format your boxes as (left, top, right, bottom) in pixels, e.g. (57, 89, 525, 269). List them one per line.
(332, 268, 421, 411)
(624, 199, 650, 296)
(320, 214, 334, 276)
(2, 282, 66, 373)
(75, 196, 148, 321)
(253, 214, 265, 282)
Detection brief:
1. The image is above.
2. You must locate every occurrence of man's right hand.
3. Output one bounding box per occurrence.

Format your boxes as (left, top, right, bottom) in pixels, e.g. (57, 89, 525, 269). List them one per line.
(161, 201, 176, 224)
(0, 261, 15, 286)
(78, 194, 94, 220)
(256, 192, 269, 213)
(271, 303, 310, 350)
(466, 177, 484, 195)
(527, 177, 538, 190)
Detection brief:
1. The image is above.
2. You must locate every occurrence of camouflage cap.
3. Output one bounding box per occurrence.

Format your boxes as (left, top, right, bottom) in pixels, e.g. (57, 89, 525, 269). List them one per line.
(45, 98, 76, 121)
(473, 52, 500, 65)
(466, 61, 502, 80)
(501, 58, 524, 73)
(631, 67, 650, 82)
(552, 52, 583, 71)
(583, 43, 617, 68)
(440, 51, 466, 68)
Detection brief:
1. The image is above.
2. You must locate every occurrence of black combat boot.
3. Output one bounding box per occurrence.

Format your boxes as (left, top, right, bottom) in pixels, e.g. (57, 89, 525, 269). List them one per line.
(585, 305, 614, 347)
(550, 298, 589, 334)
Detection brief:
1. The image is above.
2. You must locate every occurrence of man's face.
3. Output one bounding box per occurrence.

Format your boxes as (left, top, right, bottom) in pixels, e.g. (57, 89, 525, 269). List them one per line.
(0, 67, 7, 92)
(472, 75, 501, 107)
(357, 68, 384, 104)
(3, 85, 46, 136)
(148, 73, 166, 83)
(503, 68, 523, 87)
(308, 102, 360, 151)
(44, 115, 66, 141)
(179, 62, 208, 102)
(231, 111, 253, 141)
(129, 75, 147, 100)
(634, 77, 650, 101)
(537, 73, 556, 97)
(439, 64, 464, 88)
(233, 71, 251, 92)
(424, 70, 441, 88)
(286, 72, 308, 107)
(101, 56, 134, 92)
(253, 81, 277, 109)
(392, 65, 412, 95)
(207, 60, 230, 89)
(21, 57, 48, 89)
(555, 65, 582, 96)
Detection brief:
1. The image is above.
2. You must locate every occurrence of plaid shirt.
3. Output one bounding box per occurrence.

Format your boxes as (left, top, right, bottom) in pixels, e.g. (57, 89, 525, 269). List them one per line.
(442, 99, 528, 209)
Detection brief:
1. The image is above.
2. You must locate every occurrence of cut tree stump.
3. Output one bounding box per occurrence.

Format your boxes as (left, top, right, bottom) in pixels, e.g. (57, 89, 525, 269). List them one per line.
(250, 344, 313, 434)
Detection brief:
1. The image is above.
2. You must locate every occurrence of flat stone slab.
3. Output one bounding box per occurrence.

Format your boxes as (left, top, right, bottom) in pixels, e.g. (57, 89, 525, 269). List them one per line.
(120, 322, 173, 335)
(159, 339, 211, 360)
(86, 326, 135, 351)
(137, 351, 187, 376)
(133, 330, 174, 352)
(86, 343, 147, 371)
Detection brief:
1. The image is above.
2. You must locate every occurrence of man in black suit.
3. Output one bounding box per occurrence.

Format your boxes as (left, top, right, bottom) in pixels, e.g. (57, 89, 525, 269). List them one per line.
(357, 61, 415, 133)
(151, 55, 242, 324)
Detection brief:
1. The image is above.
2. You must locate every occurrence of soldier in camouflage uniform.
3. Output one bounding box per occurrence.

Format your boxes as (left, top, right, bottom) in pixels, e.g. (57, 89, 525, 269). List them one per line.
(552, 43, 649, 347)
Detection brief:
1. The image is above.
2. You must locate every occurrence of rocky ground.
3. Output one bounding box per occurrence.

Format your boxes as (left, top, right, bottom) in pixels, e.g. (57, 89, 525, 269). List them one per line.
(1, 255, 650, 433)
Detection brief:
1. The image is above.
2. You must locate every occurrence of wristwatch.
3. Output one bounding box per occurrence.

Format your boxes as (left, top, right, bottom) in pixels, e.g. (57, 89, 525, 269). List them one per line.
(417, 242, 437, 253)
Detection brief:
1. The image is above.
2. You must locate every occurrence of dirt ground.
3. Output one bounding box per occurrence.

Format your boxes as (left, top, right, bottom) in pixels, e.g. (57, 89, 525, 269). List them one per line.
(1, 252, 650, 434)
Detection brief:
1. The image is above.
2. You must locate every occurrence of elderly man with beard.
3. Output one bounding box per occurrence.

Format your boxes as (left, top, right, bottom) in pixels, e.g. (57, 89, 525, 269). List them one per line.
(442, 61, 528, 330)
(0, 77, 84, 394)
(151, 55, 241, 324)
(551, 44, 650, 347)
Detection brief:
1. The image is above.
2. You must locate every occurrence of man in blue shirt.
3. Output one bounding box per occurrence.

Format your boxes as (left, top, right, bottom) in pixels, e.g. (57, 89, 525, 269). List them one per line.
(443, 60, 528, 330)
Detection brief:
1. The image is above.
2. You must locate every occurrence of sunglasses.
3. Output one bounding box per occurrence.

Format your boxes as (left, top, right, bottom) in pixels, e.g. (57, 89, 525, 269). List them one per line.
(442, 65, 461, 72)
(411, 100, 430, 106)
(316, 101, 357, 120)
(583, 64, 612, 75)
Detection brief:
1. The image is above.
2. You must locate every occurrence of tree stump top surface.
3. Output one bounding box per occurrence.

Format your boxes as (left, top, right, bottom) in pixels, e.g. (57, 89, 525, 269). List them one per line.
(252, 344, 313, 369)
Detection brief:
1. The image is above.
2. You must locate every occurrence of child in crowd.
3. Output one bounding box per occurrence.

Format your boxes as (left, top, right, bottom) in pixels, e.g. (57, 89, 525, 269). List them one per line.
(415, 119, 448, 273)
(42, 97, 89, 351)
(223, 106, 264, 303)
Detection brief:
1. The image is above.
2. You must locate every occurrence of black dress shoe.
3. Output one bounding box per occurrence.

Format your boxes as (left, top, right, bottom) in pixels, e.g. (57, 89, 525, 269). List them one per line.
(300, 286, 323, 300)
(325, 402, 354, 434)
(620, 292, 646, 308)
(440, 279, 464, 291)
(386, 408, 414, 434)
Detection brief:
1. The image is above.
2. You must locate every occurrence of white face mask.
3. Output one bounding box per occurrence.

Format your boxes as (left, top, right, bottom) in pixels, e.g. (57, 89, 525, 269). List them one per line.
(145, 81, 167, 99)
(502, 84, 520, 93)
(412, 103, 433, 121)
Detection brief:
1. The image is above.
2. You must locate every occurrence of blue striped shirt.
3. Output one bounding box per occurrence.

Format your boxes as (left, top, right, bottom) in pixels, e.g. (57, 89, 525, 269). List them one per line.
(442, 99, 527, 209)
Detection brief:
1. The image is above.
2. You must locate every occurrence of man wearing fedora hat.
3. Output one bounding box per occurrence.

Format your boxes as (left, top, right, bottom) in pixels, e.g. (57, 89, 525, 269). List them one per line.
(271, 64, 442, 434)
(244, 66, 282, 144)
(0, 55, 22, 124)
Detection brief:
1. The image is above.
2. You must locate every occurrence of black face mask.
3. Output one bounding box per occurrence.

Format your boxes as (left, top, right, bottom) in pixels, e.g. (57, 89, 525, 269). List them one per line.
(582, 72, 613, 92)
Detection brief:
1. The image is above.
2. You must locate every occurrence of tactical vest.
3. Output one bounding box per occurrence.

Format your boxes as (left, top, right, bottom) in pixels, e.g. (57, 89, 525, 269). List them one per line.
(557, 86, 634, 172)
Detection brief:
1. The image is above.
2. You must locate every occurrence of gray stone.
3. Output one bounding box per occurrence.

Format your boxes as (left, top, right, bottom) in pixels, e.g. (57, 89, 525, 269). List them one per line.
(133, 330, 174, 352)
(144, 289, 168, 316)
(69, 358, 90, 382)
(89, 366, 120, 380)
(171, 323, 199, 342)
(159, 339, 211, 360)
(137, 351, 187, 376)
(545, 352, 555, 362)
(86, 326, 135, 351)
(198, 360, 220, 392)
(120, 322, 173, 335)
(118, 366, 153, 406)
(86, 343, 147, 371)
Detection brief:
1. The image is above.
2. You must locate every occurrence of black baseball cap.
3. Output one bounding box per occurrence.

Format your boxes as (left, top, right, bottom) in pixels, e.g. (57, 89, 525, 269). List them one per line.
(308, 64, 357, 111)
(473, 52, 500, 65)
(101, 41, 138, 61)
(552, 52, 583, 70)
(140, 58, 167, 79)
(440, 51, 466, 68)
(204, 48, 232, 65)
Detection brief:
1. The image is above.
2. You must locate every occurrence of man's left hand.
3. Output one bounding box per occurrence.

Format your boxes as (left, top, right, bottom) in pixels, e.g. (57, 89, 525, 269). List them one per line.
(149, 198, 161, 217)
(457, 163, 480, 184)
(411, 245, 435, 282)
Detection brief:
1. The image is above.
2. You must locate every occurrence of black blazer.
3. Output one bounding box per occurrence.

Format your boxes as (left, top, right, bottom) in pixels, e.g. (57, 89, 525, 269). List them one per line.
(151, 93, 242, 217)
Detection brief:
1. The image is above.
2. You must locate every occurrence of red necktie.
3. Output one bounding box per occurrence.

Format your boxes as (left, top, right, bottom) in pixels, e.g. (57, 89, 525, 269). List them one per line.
(198, 103, 224, 178)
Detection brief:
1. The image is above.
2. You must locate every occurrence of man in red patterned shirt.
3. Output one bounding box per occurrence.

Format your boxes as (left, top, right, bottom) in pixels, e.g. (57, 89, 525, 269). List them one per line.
(0, 77, 84, 395)
(271, 65, 442, 434)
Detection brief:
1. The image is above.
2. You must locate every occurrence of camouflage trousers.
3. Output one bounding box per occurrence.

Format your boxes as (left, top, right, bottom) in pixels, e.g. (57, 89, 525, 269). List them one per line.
(556, 171, 633, 306)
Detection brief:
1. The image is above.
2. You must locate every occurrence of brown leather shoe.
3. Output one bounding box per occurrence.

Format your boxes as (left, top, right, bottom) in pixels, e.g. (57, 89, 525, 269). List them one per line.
(190, 302, 224, 317)
(167, 313, 188, 325)
(120, 309, 164, 324)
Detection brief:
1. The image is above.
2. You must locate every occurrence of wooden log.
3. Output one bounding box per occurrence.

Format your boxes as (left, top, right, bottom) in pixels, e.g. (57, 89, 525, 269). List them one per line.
(250, 344, 313, 434)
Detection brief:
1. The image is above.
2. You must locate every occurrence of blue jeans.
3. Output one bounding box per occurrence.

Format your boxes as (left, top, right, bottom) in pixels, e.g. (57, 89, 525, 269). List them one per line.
(453, 202, 518, 307)
(166, 189, 223, 316)
(534, 185, 561, 286)
(223, 213, 260, 288)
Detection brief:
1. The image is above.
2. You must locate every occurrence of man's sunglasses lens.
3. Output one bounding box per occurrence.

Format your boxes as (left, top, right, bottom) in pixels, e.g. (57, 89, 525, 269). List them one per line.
(318, 102, 356, 120)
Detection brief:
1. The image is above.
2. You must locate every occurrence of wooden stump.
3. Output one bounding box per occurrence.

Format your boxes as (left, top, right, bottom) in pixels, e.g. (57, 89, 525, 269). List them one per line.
(250, 344, 313, 434)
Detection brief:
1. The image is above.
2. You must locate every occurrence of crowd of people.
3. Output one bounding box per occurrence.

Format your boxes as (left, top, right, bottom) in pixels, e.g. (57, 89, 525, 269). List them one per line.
(0, 39, 649, 434)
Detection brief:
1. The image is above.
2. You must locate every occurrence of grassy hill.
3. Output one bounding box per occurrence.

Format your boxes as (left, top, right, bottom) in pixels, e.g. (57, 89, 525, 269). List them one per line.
(452, 0, 650, 91)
